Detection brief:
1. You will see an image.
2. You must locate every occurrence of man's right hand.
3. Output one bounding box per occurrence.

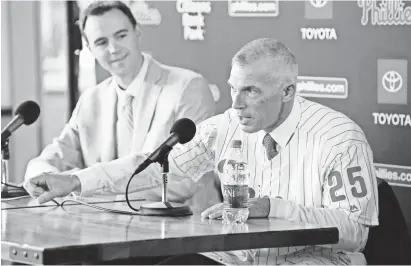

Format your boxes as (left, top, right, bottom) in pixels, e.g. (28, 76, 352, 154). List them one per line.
(23, 174, 81, 204)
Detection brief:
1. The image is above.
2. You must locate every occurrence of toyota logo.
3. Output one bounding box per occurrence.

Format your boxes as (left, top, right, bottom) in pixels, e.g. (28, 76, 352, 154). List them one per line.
(310, 0, 328, 8)
(382, 71, 403, 93)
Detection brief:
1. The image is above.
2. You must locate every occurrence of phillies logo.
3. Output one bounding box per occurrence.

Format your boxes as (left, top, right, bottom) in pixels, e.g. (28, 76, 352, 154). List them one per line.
(382, 71, 403, 93)
(358, 0, 411, 26)
(310, 0, 328, 8)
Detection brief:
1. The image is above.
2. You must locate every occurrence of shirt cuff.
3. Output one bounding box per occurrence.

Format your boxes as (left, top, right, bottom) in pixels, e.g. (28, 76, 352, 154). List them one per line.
(60, 168, 81, 175)
(268, 197, 297, 219)
(24, 161, 59, 180)
(73, 165, 108, 197)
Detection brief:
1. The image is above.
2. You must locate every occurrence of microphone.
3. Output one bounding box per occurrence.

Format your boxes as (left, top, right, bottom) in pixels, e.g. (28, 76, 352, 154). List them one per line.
(128, 118, 197, 217)
(1, 101, 40, 198)
(1, 101, 40, 142)
(133, 118, 196, 175)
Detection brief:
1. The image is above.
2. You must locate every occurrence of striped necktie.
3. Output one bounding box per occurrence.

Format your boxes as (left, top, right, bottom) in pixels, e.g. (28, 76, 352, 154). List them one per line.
(263, 133, 278, 160)
(121, 93, 134, 144)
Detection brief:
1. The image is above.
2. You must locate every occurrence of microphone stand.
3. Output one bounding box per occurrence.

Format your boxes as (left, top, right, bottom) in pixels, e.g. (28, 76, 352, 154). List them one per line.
(1, 139, 28, 198)
(1, 139, 16, 198)
(1, 140, 10, 194)
(139, 152, 193, 217)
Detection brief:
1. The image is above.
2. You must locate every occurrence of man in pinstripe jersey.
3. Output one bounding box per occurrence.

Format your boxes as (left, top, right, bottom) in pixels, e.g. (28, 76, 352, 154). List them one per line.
(166, 38, 379, 265)
(25, 38, 379, 265)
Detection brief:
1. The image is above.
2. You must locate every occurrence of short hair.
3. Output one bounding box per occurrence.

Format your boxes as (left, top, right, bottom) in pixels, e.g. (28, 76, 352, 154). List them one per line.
(78, 1, 138, 42)
(232, 38, 298, 88)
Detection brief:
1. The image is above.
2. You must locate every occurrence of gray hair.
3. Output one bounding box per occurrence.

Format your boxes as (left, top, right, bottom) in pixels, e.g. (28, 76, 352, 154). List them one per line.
(232, 38, 298, 88)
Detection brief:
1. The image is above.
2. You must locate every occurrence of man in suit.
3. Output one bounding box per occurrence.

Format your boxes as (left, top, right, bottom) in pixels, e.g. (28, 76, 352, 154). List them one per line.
(24, 1, 217, 205)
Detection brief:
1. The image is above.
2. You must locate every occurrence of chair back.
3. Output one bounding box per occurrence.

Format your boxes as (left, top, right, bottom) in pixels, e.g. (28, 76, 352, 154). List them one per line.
(362, 178, 411, 265)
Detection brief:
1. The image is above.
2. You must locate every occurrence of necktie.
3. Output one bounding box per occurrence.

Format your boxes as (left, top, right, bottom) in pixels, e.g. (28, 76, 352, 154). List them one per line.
(121, 93, 134, 144)
(263, 133, 278, 160)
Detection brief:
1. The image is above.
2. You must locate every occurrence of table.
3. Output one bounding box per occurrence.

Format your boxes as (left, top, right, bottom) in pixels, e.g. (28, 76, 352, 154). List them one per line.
(1, 198, 339, 265)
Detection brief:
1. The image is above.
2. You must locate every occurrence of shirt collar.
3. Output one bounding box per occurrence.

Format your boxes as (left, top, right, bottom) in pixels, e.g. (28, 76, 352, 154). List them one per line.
(258, 97, 301, 148)
(116, 84, 128, 106)
(115, 52, 150, 98)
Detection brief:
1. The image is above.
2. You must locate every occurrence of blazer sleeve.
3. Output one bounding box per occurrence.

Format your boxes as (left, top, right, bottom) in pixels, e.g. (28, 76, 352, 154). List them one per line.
(24, 95, 86, 180)
(174, 75, 216, 124)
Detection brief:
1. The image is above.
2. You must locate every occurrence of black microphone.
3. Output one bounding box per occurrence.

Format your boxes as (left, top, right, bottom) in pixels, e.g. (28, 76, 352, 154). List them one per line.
(1, 101, 41, 142)
(133, 118, 196, 175)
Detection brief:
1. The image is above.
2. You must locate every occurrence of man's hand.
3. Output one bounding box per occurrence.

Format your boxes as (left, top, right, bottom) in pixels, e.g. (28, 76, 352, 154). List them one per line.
(201, 197, 270, 219)
(201, 202, 224, 219)
(23, 174, 81, 204)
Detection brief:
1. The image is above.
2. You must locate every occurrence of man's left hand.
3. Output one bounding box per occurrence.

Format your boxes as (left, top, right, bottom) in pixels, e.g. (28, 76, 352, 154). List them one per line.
(201, 197, 270, 219)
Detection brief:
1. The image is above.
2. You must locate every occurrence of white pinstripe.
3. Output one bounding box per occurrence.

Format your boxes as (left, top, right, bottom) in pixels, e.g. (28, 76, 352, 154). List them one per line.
(169, 96, 378, 265)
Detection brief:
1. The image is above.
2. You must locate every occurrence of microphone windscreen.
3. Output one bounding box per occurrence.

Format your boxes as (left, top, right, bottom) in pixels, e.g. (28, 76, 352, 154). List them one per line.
(170, 118, 196, 144)
(15, 101, 41, 125)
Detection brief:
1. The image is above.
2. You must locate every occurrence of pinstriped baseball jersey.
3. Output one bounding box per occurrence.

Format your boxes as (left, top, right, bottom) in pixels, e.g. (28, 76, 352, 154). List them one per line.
(169, 95, 379, 265)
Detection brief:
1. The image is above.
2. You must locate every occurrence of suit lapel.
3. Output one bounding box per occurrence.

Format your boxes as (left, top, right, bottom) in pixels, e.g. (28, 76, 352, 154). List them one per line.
(130, 56, 164, 153)
(100, 78, 118, 161)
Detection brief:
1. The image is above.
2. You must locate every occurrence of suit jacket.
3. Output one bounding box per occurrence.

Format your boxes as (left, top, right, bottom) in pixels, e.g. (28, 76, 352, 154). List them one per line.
(25, 54, 218, 204)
